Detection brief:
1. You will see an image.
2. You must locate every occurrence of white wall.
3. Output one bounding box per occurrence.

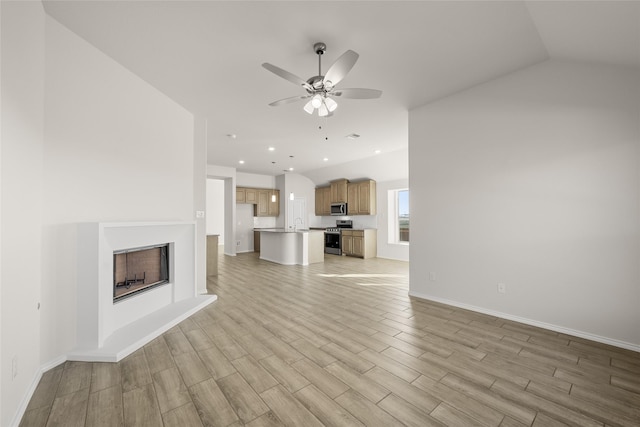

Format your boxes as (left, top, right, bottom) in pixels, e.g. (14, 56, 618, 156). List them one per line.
(207, 165, 236, 256)
(193, 117, 207, 295)
(237, 172, 275, 189)
(409, 60, 640, 349)
(206, 179, 225, 244)
(236, 172, 278, 246)
(41, 13, 195, 368)
(304, 147, 408, 186)
(1, 3, 45, 425)
(282, 173, 316, 230)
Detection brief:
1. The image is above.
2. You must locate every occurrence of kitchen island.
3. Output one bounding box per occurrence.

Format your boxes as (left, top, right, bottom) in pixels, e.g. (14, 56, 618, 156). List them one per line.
(257, 229, 324, 266)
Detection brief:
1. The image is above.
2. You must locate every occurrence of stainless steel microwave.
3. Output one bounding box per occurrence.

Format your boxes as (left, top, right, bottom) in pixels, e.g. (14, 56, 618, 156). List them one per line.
(330, 202, 347, 216)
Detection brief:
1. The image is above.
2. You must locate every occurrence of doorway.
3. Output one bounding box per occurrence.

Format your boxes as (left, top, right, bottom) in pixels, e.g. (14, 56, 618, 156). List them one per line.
(287, 197, 306, 231)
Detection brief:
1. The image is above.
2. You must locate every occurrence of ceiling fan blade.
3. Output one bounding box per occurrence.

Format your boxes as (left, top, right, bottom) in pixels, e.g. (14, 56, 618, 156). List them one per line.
(323, 50, 359, 87)
(268, 95, 310, 107)
(331, 88, 382, 99)
(262, 63, 313, 91)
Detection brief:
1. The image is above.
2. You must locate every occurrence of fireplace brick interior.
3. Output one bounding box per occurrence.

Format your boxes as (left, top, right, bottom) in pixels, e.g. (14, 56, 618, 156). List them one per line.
(113, 245, 169, 301)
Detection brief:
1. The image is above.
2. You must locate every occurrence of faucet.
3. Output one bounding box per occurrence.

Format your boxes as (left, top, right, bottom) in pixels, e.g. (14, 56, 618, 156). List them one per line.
(293, 217, 303, 231)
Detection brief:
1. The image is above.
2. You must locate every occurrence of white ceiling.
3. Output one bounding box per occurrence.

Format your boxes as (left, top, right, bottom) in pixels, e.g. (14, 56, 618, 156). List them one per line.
(42, 1, 640, 178)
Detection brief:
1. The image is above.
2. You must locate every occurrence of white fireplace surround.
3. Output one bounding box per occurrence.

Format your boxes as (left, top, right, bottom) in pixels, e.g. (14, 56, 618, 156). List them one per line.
(72, 222, 216, 362)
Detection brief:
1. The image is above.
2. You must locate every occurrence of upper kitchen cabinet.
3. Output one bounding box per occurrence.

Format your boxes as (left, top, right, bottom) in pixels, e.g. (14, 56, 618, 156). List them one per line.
(245, 188, 258, 204)
(268, 190, 279, 216)
(347, 180, 377, 215)
(315, 186, 331, 216)
(330, 179, 348, 203)
(256, 190, 270, 216)
(256, 189, 279, 217)
(236, 187, 279, 217)
(316, 179, 377, 216)
(236, 187, 246, 203)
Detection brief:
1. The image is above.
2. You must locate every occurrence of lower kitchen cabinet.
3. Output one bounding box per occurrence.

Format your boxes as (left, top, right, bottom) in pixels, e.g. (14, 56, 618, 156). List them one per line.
(342, 229, 377, 259)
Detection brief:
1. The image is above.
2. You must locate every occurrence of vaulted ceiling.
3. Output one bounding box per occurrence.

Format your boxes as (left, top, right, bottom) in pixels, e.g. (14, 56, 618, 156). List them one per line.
(43, 1, 640, 178)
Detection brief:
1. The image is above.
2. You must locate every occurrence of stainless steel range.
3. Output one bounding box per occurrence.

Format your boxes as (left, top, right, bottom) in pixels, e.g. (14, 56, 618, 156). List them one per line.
(324, 220, 353, 255)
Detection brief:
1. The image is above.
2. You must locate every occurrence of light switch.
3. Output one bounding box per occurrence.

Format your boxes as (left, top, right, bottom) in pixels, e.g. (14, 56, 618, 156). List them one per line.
(196, 211, 205, 218)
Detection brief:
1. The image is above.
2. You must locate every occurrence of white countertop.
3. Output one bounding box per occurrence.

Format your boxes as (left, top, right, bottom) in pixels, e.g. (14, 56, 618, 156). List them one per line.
(255, 228, 322, 233)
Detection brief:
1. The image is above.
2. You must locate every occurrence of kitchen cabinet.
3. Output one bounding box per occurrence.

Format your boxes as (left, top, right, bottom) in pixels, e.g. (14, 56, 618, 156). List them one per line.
(315, 186, 331, 216)
(207, 234, 219, 276)
(330, 179, 348, 203)
(236, 187, 279, 217)
(256, 190, 270, 216)
(316, 178, 376, 216)
(268, 190, 279, 216)
(245, 188, 257, 204)
(342, 229, 377, 258)
(347, 180, 377, 215)
(236, 187, 246, 203)
(255, 189, 279, 217)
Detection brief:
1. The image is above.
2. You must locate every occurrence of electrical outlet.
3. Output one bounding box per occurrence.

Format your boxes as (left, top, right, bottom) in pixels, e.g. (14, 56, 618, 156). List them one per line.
(429, 272, 436, 281)
(497, 283, 506, 294)
(12, 356, 17, 380)
(195, 210, 205, 219)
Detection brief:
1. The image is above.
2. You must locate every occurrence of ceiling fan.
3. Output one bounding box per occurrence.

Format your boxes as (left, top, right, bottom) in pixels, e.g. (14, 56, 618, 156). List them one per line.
(262, 42, 382, 117)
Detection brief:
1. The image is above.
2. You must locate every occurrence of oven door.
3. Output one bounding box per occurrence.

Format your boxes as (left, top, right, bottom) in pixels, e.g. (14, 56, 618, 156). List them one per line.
(324, 232, 341, 255)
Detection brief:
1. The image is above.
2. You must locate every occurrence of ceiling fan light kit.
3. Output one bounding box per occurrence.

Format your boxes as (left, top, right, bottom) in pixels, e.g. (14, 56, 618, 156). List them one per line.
(263, 42, 381, 117)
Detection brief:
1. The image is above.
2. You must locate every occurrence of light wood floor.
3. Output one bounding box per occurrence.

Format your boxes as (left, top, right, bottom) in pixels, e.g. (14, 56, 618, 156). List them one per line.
(21, 253, 640, 426)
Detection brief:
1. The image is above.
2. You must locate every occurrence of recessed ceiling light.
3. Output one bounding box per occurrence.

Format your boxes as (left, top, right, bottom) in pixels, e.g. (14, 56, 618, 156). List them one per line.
(346, 133, 360, 140)
(268, 147, 275, 151)
(289, 167, 294, 171)
(239, 160, 245, 164)
(374, 150, 381, 154)
(323, 157, 329, 162)
(226, 134, 237, 139)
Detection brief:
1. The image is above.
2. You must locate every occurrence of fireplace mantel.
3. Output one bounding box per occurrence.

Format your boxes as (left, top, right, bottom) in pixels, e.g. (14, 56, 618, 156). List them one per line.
(71, 222, 216, 362)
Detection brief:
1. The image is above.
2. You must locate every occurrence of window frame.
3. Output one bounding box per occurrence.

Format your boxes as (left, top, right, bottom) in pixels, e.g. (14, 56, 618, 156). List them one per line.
(388, 188, 410, 245)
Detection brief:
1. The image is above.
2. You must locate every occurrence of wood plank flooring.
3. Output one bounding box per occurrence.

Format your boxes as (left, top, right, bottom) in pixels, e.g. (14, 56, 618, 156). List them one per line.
(21, 252, 640, 426)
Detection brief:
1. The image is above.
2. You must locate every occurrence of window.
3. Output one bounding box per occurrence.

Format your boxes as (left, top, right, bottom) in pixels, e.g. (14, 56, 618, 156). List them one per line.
(388, 189, 409, 244)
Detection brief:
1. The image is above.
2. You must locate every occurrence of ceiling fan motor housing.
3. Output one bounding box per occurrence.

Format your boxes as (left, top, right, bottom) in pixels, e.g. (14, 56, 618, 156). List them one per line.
(306, 76, 325, 92)
(314, 42, 326, 55)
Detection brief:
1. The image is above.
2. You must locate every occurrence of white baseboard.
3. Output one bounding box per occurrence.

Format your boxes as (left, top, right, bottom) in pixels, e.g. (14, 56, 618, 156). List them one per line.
(408, 290, 640, 353)
(9, 294, 217, 426)
(10, 354, 67, 427)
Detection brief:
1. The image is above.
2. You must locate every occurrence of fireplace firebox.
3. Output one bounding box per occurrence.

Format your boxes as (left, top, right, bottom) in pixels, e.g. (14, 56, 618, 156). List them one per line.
(113, 244, 169, 302)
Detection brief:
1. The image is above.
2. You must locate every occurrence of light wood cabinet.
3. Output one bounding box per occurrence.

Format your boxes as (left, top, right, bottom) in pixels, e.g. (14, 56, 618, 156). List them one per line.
(245, 188, 257, 204)
(347, 183, 359, 214)
(330, 179, 348, 203)
(342, 229, 377, 258)
(315, 186, 331, 216)
(268, 190, 279, 216)
(207, 235, 219, 276)
(236, 187, 279, 217)
(236, 187, 246, 203)
(316, 178, 376, 216)
(342, 231, 353, 255)
(256, 190, 269, 216)
(347, 180, 377, 215)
